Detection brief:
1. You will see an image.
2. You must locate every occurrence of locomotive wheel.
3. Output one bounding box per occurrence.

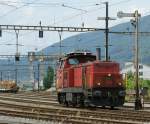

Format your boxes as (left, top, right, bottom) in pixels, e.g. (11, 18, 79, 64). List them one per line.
(78, 101, 84, 108)
(84, 101, 90, 107)
(102, 106, 105, 109)
(72, 94, 77, 107)
(65, 101, 69, 107)
(72, 102, 77, 107)
(110, 106, 114, 109)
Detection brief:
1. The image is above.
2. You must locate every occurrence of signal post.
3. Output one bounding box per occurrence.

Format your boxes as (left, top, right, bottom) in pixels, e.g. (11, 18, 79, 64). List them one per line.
(117, 10, 142, 110)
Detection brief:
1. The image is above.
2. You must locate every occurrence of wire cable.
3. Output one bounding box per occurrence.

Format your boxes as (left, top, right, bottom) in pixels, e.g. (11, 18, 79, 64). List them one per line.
(50, 0, 132, 25)
(0, 0, 40, 18)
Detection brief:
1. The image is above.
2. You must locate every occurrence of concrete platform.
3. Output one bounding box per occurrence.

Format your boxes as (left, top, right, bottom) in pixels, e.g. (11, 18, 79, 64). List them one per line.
(124, 102, 150, 111)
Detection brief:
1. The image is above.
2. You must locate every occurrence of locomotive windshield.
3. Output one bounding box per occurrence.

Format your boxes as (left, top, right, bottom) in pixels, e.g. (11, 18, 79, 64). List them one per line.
(68, 58, 79, 65)
(68, 55, 96, 65)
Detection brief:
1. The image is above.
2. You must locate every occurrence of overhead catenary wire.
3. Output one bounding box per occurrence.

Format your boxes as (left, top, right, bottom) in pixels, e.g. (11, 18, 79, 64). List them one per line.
(0, 1, 103, 7)
(0, 0, 146, 56)
(0, 0, 40, 18)
(0, 2, 17, 8)
(50, 0, 132, 26)
(0, 0, 134, 25)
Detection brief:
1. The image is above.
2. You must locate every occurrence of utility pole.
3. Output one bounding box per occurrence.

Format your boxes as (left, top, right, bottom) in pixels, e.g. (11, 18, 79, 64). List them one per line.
(28, 52, 35, 91)
(134, 10, 141, 110)
(15, 30, 19, 84)
(0, 72, 2, 81)
(97, 2, 115, 61)
(15, 30, 19, 56)
(58, 31, 63, 58)
(33, 70, 36, 91)
(117, 10, 142, 110)
(15, 68, 17, 84)
(37, 63, 40, 92)
(105, 2, 109, 61)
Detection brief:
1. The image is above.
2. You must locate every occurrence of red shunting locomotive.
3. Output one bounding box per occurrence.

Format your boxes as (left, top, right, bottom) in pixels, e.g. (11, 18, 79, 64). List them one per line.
(56, 51, 125, 108)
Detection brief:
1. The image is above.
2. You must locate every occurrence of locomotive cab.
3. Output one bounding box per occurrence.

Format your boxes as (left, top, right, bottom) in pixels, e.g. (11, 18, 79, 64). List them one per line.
(65, 52, 96, 66)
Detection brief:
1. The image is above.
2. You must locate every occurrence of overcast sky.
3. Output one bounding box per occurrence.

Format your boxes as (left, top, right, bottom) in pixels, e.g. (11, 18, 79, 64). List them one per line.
(0, 0, 149, 55)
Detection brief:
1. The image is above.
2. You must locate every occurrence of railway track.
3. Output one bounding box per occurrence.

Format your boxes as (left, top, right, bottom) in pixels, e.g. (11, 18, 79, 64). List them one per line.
(0, 91, 149, 124)
(0, 92, 149, 110)
(0, 102, 147, 124)
(0, 107, 140, 124)
(0, 93, 150, 123)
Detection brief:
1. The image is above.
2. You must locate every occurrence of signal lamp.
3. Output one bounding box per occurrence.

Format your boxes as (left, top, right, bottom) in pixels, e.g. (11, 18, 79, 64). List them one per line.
(15, 54, 20, 61)
(0, 30, 2, 37)
(39, 30, 43, 38)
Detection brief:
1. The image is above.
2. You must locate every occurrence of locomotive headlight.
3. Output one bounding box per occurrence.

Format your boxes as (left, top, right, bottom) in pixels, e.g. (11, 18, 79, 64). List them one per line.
(108, 73, 111, 77)
(97, 83, 101, 86)
(118, 83, 122, 86)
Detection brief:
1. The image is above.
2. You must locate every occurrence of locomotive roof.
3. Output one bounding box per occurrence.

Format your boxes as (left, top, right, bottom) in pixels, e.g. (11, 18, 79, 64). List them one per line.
(58, 51, 96, 61)
(66, 52, 95, 58)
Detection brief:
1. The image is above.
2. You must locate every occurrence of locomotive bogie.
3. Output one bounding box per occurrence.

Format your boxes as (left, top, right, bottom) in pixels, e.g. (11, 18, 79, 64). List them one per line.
(58, 92, 84, 107)
(57, 87, 125, 107)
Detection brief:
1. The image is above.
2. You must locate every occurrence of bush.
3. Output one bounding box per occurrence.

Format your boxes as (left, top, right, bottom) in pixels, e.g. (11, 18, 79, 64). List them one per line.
(126, 71, 150, 90)
(43, 66, 54, 90)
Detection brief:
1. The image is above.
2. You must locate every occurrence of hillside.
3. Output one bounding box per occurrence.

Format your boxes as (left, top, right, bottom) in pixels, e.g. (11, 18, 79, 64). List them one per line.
(42, 15, 150, 65)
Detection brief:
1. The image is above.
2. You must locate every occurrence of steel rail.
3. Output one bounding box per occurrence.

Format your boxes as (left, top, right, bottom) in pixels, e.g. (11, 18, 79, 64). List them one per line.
(0, 107, 143, 124)
(0, 97, 149, 123)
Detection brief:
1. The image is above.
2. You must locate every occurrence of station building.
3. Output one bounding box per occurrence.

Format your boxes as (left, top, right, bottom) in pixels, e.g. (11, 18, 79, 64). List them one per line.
(121, 62, 150, 80)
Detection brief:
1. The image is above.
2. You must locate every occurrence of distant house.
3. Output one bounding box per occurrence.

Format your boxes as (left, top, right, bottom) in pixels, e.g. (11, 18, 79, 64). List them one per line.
(121, 62, 150, 80)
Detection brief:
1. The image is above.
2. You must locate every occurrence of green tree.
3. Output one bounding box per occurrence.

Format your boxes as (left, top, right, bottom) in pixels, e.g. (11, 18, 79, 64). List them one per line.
(43, 66, 54, 90)
(127, 71, 134, 80)
(140, 79, 150, 88)
(126, 71, 135, 89)
(126, 71, 150, 90)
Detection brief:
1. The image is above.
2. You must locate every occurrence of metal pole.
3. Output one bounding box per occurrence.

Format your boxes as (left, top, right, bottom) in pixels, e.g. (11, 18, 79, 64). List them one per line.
(134, 10, 142, 110)
(58, 31, 62, 57)
(117, 10, 142, 110)
(15, 30, 19, 84)
(96, 48, 101, 60)
(38, 63, 40, 92)
(0, 72, 2, 81)
(8, 71, 9, 80)
(33, 71, 36, 91)
(15, 68, 17, 84)
(29, 61, 34, 91)
(105, 2, 109, 61)
(15, 30, 19, 55)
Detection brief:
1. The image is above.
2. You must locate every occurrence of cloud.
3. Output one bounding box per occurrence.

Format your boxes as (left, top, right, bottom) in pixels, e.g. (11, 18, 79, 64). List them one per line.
(0, 0, 21, 7)
(23, 6, 34, 16)
(127, 5, 148, 16)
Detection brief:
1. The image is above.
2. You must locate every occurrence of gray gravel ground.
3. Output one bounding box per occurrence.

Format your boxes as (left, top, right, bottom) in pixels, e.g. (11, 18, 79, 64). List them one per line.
(0, 115, 62, 124)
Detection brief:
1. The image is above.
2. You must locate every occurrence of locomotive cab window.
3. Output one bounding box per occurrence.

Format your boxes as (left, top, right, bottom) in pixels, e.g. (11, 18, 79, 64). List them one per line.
(68, 55, 96, 65)
(68, 58, 79, 65)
